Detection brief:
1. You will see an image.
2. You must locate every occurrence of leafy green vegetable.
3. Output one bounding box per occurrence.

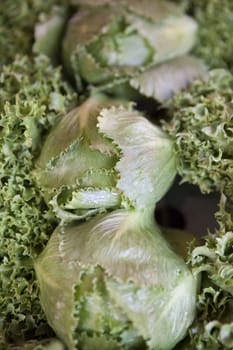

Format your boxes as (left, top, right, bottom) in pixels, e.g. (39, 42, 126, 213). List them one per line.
(62, 0, 197, 90)
(33, 6, 68, 64)
(0, 55, 76, 344)
(163, 68, 233, 195)
(35, 209, 198, 350)
(0, 0, 68, 66)
(174, 193, 233, 350)
(190, 0, 233, 72)
(35, 99, 177, 222)
(161, 57, 233, 350)
(129, 55, 207, 103)
(2, 1, 233, 349)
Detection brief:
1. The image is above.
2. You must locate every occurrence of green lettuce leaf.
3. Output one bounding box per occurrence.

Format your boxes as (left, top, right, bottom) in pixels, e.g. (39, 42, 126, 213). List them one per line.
(98, 105, 177, 210)
(129, 55, 208, 102)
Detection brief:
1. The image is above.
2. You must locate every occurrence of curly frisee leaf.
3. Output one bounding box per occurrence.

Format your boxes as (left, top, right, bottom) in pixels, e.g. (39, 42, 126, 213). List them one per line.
(0, 55, 76, 344)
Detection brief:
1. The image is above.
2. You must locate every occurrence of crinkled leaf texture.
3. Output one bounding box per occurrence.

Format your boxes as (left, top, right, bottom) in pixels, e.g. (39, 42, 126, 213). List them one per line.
(35, 209, 197, 350)
(0, 55, 76, 343)
(35, 100, 176, 222)
(191, 194, 233, 296)
(163, 68, 233, 195)
(179, 194, 233, 349)
(191, 0, 233, 72)
(0, 0, 68, 66)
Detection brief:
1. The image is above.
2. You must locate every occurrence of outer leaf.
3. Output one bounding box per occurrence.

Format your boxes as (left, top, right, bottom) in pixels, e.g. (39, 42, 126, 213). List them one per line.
(71, 0, 181, 18)
(1, 339, 65, 350)
(130, 55, 208, 102)
(37, 138, 116, 190)
(36, 94, 117, 169)
(77, 333, 122, 350)
(106, 273, 196, 350)
(98, 105, 177, 209)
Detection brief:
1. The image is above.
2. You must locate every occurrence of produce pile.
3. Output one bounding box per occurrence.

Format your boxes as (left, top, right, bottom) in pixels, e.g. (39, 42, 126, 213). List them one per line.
(1, 1, 233, 349)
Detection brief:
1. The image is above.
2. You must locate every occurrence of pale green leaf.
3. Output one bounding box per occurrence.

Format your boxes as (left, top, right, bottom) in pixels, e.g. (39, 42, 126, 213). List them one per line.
(98, 106, 177, 209)
(130, 55, 208, 102)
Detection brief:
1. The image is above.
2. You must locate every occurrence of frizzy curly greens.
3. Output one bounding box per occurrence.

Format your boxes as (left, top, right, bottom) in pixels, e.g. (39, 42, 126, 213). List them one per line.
(163, 69, 233, 196)
(0, 54, 76, 345)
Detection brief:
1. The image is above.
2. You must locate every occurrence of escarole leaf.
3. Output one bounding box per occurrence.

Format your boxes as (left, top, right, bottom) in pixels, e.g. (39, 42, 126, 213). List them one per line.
(35, 209, 197, 350)
(98, 105, 177, 209)
(130, 55, 208, 102)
